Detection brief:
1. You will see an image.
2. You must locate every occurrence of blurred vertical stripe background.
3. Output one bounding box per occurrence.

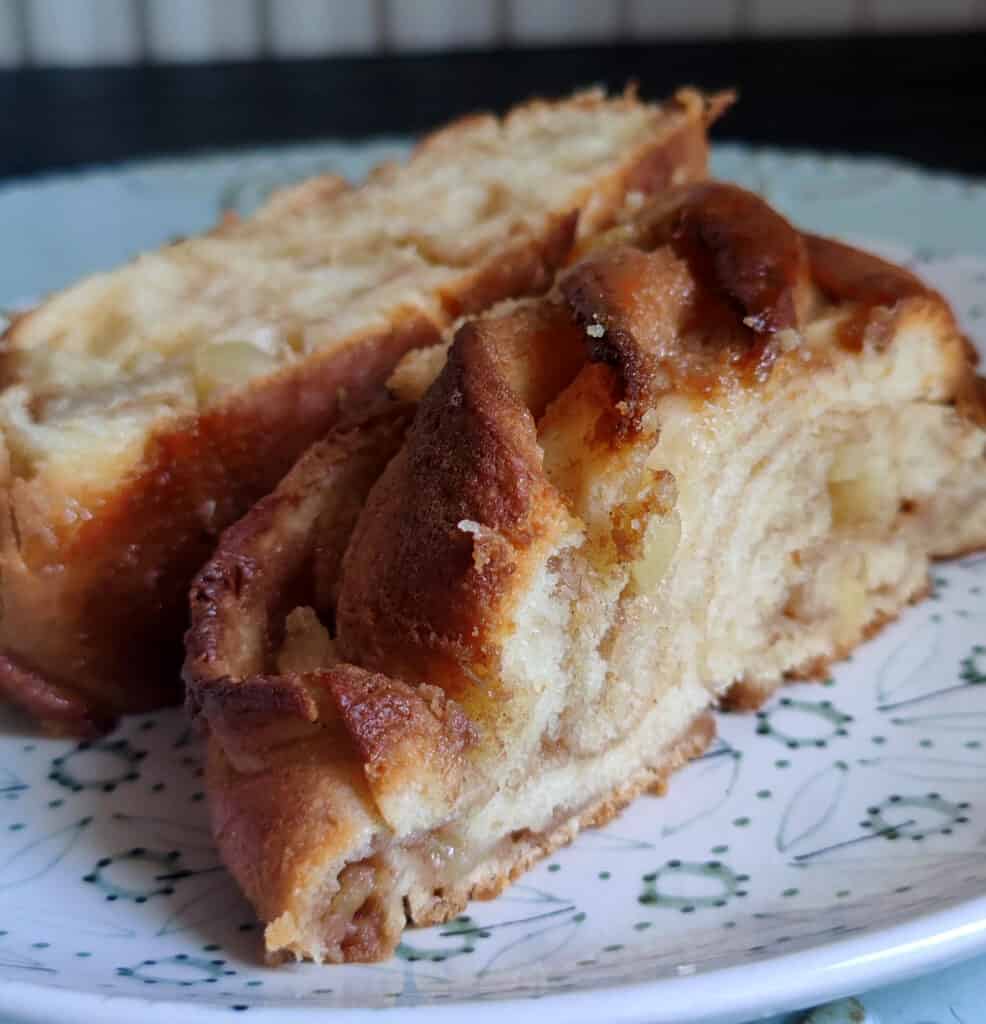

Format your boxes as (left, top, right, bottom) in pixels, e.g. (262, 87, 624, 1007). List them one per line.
(1, 0, 985, 67)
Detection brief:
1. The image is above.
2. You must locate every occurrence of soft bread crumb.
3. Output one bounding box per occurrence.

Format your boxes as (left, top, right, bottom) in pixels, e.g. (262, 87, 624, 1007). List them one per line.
(387, 343, 451, 403)
(277, 608, 336, 675)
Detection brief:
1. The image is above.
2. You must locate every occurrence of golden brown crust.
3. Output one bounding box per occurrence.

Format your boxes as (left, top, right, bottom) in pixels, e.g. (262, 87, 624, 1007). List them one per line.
(185, 401, 413, 703)
(185, 406, 481, 952)
(804, 232, 932, 308)
(0, 653, 114, 737)
(335, 305, 582, 695)
(184, 397, 482, 842)
(206, 664, 476, 811)
(2, 90, 718, 733)
(206, 708, 714, 958)
(560, 182, 813, 435)
(956, 371, 986, 429)
(325, 669, 477, 783)
(639, 181, 813, 332)
(205, 725, 374, 939)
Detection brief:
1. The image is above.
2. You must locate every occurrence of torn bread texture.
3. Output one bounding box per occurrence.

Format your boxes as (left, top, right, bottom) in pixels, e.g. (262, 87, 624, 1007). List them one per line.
(185, 181, 986, 964)
(0, 87, 722, 733)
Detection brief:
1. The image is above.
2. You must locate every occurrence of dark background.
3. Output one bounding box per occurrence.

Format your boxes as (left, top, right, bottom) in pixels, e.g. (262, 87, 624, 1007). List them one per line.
(2, 31, 985, 181)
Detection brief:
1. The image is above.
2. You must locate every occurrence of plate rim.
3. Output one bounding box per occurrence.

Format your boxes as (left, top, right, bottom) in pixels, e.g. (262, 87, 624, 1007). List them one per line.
(2, 890, 985, 1023)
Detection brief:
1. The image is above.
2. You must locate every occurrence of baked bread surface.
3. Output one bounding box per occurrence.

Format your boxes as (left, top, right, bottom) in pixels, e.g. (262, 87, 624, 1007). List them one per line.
(0, 88, 721, 732)
(186, 181, 986, 963)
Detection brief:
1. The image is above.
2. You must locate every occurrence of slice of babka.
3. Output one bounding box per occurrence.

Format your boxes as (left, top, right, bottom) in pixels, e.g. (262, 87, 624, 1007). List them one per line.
(185, 181, 986, 964)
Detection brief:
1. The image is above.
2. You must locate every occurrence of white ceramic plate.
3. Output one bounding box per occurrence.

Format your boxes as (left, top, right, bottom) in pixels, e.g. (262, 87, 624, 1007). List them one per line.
(0, 143, 984, 1024)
